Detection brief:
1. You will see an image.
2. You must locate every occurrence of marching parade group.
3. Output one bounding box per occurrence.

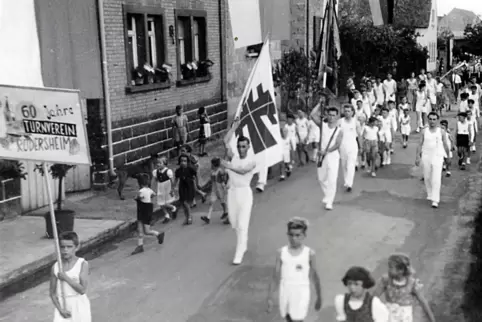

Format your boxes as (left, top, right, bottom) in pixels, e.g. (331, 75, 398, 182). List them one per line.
(47, 67, 481, 322)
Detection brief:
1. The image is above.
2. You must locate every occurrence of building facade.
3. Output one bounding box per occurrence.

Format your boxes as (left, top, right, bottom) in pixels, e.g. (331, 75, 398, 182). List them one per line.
(94, 0, 228, 185)
(415, 0, 438, 72)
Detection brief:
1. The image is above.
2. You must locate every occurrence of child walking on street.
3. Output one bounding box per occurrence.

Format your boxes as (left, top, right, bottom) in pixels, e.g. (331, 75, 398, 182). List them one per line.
(362, 116, 380, 177)
(280, 127, 293, 181)
(179, 144, 207, 207)
(374, 253, 435, 322)
(267, 217, 322, 322)
(152, 156, 177, 224)
(440, 120, 455, 177)
(132, 174, 165, 255)
(284, 113, 298, 167)
(201, 157, 229, 224)
(50, 231, 91, 322)
(334, 266, 389, 322)
(173, 154, 198, 225)
(296, 110, 310, 166)
(400, 108, 411, 148)
(456, 112, 472, 170)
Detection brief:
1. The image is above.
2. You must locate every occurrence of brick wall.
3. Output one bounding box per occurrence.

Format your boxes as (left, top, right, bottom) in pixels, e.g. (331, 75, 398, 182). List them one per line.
(97, 0, 227, 180)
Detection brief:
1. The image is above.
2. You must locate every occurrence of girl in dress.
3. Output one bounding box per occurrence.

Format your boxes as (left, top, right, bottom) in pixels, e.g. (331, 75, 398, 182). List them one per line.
(173, 154, 198, 225)
(367, 80, 378, 113)
(267, 217, 322, 322)
(172, 105, 189, 154)
(334, 266, 389, 322)
(198, 106, 210, 156)
(201, 157, 229, 224)
(50, 231, 91, 322)
(406, 72, 418, 111)
(152, 156, 177, 224)
(296, 109, 310, 166)
(179, 144, 207, 207)
(132, 174, 165, 255)
(374, 254, 435, 322)
(400, 109, 411, 148)
(356, 100, 368, 169)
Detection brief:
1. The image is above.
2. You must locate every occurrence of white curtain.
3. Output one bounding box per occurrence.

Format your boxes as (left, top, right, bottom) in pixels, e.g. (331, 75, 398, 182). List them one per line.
(0, 0, 44, 87)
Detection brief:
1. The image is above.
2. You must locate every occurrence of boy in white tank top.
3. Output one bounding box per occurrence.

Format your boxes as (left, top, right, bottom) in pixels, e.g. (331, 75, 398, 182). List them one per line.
(440, 120, 454, 177)
(267, 217, 322, 322)
(379, 108, 393, 165)
(456, 112, 472, 170)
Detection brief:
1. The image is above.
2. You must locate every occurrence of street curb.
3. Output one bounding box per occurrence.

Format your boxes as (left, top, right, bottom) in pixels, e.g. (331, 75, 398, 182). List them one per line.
(0, 219, 137, 301)
(425, 173, 482, 319)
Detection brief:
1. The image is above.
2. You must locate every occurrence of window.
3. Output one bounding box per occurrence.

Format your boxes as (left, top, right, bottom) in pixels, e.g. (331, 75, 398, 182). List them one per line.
(124, 5, 169, 93)
(175, 9, 210, 86)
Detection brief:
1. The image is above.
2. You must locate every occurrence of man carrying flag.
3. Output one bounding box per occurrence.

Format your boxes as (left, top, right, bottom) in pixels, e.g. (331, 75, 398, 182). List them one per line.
(222, 38, 283, 264)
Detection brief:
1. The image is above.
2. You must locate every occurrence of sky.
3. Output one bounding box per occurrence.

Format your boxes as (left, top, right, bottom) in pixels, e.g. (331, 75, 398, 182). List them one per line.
(438, 0, 482, 16)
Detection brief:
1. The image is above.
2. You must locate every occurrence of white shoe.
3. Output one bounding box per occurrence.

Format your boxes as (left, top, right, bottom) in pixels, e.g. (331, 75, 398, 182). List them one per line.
(371, 172, 376, 177)
(325, 204, 333, 210)
(232, 250, 245, 265)
(431, 202, 438, 208)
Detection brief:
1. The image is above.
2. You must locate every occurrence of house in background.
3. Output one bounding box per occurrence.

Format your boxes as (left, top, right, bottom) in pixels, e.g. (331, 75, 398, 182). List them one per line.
(92, 0, 228, 186)
(338, 0, 437, 72)
(225, 0, 324, 122)
(438, 8, 481, 69)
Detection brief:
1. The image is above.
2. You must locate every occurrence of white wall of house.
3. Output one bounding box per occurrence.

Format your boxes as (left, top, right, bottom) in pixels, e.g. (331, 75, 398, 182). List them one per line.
(416, 0, 438, 72)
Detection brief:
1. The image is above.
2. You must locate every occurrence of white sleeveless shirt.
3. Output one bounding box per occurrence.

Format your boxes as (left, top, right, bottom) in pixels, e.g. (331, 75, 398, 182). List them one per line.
(457, 121, 469, 135)
(422, 127, 445, 158)
(320, 122, 340, 158)
(280, 245, 311, 286)
(338, 117, 358, 148)
(54, 258, 86, 297)
(364, 126, 379, 141)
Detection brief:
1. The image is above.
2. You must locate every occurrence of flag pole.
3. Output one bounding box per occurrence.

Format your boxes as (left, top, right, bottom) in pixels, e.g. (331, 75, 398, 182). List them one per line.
(43, 162, 66, 310)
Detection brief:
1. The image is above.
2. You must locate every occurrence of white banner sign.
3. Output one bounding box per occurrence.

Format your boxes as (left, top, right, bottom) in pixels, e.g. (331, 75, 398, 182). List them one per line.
(0, 85, 91, 165)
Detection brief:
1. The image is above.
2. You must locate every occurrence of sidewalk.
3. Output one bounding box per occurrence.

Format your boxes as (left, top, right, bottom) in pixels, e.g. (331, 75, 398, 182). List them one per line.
(0, 136, 227, 299)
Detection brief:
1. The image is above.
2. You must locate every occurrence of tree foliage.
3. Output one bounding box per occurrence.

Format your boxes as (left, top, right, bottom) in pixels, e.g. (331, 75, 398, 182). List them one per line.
(0, 160, 27, 180)
(464, 22, 482, 56)
(338, 20, 428, 87)
(35, 163, 75, 211)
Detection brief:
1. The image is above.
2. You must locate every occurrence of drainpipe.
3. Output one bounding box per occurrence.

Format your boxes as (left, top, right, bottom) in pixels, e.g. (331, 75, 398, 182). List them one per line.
(218, 0, 225, 101)
(97, 0, 115, 177)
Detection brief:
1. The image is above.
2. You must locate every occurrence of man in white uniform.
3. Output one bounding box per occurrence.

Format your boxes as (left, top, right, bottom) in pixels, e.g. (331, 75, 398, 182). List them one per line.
(425, 72, 437, 112)
(317, 107, 343, 210)
(374, 77, 385, 107)
(338, 105, 360, 192)
(383, 73, 397, 104)
(415, 112, 449, 209)
(222, 130, 256, 265)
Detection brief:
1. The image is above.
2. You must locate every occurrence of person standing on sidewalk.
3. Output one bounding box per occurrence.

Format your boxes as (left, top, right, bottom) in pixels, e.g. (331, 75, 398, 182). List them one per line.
(222, 118, 256, 265)
(338, 104, 360, 192)
(415, 112, 449, 208)
(317, 107, 343, 210)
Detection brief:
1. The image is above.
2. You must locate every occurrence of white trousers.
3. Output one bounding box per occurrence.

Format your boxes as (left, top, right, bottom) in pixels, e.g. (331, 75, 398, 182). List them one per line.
(317, 153, 340, 205)
(422, 155, 444, 203)
(340, 145, 358, 188)
(227, 187, 253, 256)
(256, 166, 268, 190)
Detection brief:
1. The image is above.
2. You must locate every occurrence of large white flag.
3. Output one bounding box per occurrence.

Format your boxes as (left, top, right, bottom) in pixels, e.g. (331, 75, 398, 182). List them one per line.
(228, 0, 262, 49)
(228, 39, 283, 172)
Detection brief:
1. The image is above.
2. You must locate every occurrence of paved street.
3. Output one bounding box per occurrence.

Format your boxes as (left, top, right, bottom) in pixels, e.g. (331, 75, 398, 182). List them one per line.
(0, 111, 476, 322)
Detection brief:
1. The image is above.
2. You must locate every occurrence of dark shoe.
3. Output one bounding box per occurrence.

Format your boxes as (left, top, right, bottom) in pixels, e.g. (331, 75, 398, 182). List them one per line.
(131, 245, 144, 255)
(346, 187, 352, 192)
(221, 212, 228, 220)
(162, 217, 171, 224)
(157, 232, 165, 244)
(355, 166, 358, 172)
(191, 203, 197, 208)
(183, 217, 193, 225)
(286, 170, 291, 177)
(446, 171, 451, 177)
(201, 194, 207, 203)
(201, 216, 210, 224)
(172, 210, 178, 220)
(223, 218, 230, 225)
(279, 176, 285, 181)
